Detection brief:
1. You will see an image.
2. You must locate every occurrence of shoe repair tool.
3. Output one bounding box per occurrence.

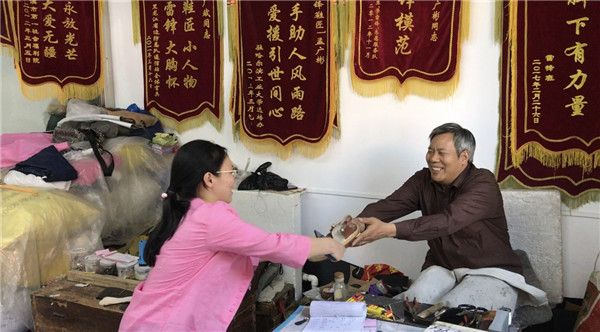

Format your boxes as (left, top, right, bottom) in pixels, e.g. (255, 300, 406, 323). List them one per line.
(346, 292, 394, 321)
(388, 304, 396, 322)
(367, 304, 394, 321)
(433, 308, 447, 321)
(456, 304, 488, 328)
(405, 297, 419, 318)
(416, 302, 445, 320)
(294, 317, 309, 325)
(347, 292, 365, 302)
(99, 296, 132, 306)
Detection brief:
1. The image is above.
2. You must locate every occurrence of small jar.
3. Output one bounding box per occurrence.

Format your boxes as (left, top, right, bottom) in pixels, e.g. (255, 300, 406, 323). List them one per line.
(134, 264, 151, 281)
(333, 272, 348, 301)
(116, 261, 137, 279)
(99, 259, 116, 276)
(69, 248, 88, 271)
(84, 255, 101, 273)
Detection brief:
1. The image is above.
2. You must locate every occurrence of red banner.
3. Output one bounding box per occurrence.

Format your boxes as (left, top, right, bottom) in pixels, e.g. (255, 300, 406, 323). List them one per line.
(497, 0, 600, 206)
(137, 0, 222, 133)
(351, 0, 463, 99)
(1, 0, 16, 53)
(229, 0, 338, 159)
(8, 0, 103, 103)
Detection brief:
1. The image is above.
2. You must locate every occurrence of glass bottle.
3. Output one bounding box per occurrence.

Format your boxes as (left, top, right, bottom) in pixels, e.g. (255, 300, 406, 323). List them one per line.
(333, 271, 348, 301)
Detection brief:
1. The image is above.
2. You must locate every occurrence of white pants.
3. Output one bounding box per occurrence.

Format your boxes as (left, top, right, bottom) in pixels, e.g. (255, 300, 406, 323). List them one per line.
(394, 265, 519, 311)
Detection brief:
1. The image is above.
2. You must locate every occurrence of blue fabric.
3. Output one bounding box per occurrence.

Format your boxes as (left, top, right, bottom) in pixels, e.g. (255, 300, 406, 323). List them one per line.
(13, 145, 77, 182)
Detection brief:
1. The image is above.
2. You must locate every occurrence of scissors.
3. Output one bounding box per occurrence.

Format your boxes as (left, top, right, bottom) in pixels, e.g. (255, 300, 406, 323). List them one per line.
(456, 304, 488, 328)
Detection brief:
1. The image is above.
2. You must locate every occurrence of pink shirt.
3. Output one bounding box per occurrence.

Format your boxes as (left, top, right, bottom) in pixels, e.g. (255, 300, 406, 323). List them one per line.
(119, 198, 310, 331)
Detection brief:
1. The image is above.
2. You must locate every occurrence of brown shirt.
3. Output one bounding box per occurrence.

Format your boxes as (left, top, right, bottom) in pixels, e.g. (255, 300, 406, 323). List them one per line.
(358, 163, 523, 275)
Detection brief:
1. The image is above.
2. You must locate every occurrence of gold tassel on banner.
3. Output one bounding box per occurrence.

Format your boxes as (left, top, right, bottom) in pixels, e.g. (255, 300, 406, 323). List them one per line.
(227, 0, 238, 63)
(494, 0, 505, 44)
(508, 0, 519, 168)
(149, 105, 223, 135)
(132, 0, 140, 45)
(499, 176, 600, 210)
(331, 0, 344, 139)
(17, 75, 105, 105)
(334, 0, 350, 67)
(228, 0, 241, 141)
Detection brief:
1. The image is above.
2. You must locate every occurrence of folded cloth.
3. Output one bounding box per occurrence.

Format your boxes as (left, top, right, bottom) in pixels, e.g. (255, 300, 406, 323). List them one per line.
(452, 268, 548, 306)
(4, 170, 71, 190)
(12, 145, 78, 182)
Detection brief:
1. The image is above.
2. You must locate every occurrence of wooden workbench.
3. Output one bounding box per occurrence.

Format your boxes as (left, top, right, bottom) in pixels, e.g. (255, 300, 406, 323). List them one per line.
(31, 272, 140, 332)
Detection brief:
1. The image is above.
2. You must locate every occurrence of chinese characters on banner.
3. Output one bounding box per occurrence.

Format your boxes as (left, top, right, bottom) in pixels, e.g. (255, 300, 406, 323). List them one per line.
(497, 0, 600, 207)
(229, 0, 338, 159)
(351, 0, 465, 99)
(136, 0, 222, 133)
(3, 0, 103, 103)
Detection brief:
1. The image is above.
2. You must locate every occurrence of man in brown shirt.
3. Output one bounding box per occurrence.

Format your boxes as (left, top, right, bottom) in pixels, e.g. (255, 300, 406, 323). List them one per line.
(351, 123, 530, 310)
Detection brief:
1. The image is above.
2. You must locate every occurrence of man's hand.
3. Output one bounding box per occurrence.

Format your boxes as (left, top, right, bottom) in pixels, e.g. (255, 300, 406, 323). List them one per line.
(351, 217, 396, 247)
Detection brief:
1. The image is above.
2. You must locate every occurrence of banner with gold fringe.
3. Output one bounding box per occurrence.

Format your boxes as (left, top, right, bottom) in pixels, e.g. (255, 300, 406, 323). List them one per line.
(228, 0, 339, 159)
(134, 0, 223, 133)
(6, 0, 104, 104)
(350, 0, 468, 100)
(1, 0, 16, 57)
(496, 0, 600, 208)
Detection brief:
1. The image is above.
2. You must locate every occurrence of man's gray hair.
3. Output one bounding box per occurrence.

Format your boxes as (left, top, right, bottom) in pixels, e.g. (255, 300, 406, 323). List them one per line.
(429, 123, 476, 162)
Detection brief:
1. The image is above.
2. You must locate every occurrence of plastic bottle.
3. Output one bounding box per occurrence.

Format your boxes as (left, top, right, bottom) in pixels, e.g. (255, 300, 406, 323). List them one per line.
(138, 240, 147, 266)
(333, 272, 348, 301)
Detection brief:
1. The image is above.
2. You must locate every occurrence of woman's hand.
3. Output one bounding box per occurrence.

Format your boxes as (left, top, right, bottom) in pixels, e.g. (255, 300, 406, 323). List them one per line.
(308, 238, 346, 261)
(351, 217, 395, 247)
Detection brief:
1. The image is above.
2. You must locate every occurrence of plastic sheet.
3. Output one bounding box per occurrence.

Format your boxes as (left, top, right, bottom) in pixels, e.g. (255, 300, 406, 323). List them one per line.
(65, 136, 172, 245)
(1, 189, 103, 331)
(1, 136, 172, 331)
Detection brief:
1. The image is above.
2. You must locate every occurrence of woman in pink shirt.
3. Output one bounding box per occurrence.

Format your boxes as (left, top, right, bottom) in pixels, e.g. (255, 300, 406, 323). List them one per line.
(119, 140, 345, 331)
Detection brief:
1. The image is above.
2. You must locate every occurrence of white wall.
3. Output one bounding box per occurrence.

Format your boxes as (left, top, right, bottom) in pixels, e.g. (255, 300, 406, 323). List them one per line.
(1, 1, 598, 299)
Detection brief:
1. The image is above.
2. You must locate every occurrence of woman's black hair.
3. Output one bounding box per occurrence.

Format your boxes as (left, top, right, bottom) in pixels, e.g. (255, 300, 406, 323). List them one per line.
(144, 140, 227, 266)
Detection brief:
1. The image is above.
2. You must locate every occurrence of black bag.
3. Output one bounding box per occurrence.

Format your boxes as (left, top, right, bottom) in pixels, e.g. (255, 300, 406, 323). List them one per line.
(52, 123, 114, 177)
(238, 162, 292, 191)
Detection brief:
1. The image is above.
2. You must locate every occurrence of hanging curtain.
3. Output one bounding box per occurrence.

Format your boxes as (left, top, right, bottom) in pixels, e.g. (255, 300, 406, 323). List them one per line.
(496, 0, 600, 208)
(132, 0, 223, 133)
(228, 0, 340, 159)
(350, 0, 469, 100)
(3, 0, 104, 104)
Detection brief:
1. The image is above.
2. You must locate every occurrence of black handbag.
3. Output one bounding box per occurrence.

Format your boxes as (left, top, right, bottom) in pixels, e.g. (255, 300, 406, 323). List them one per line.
(238, 162, 292, 191)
